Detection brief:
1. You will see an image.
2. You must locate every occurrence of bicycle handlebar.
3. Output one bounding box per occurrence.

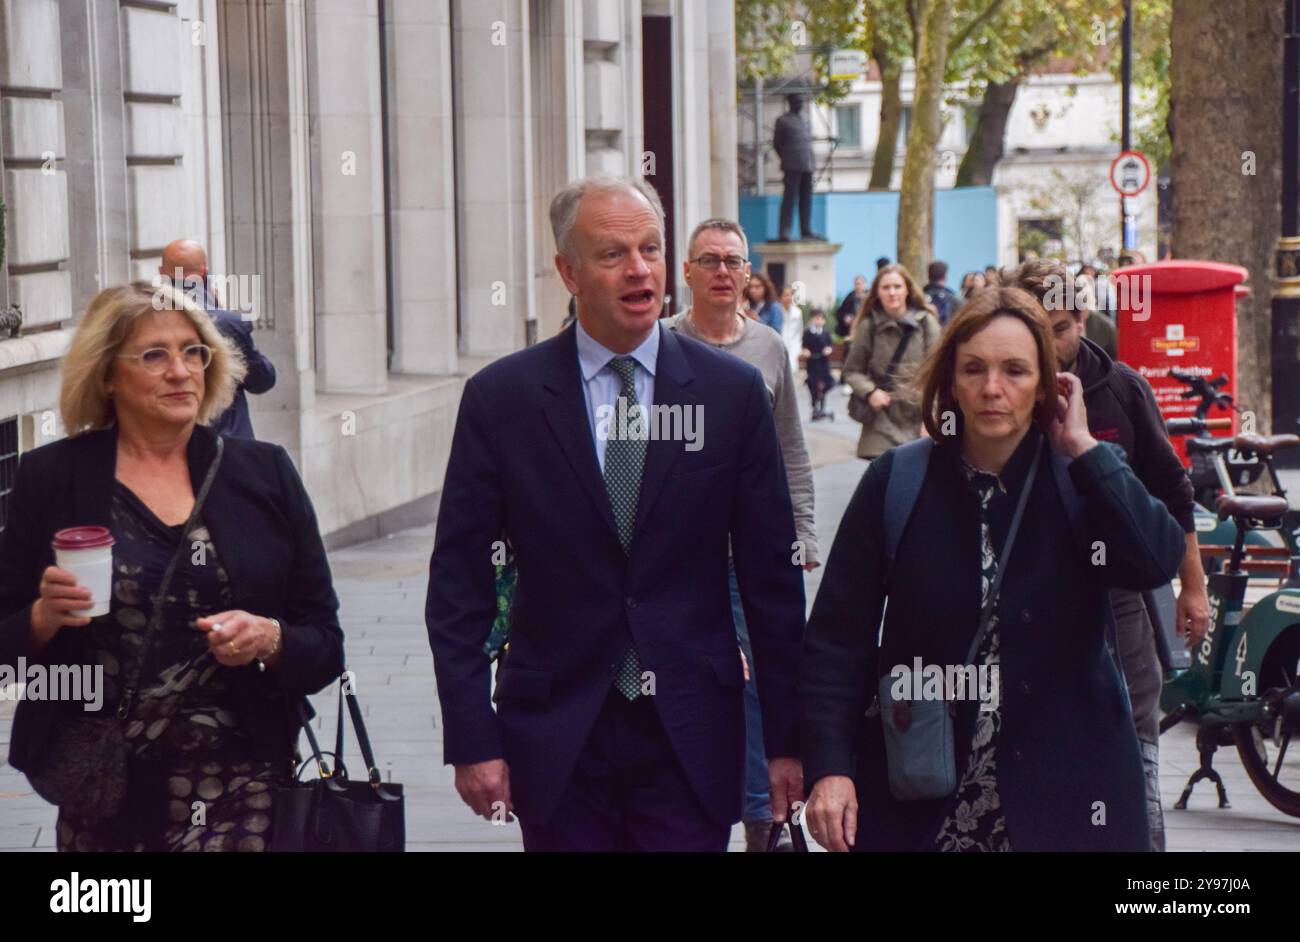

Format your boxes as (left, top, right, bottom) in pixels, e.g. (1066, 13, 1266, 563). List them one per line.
(1166, 416, 1233, 436)
(1168, 369, 1233, 419)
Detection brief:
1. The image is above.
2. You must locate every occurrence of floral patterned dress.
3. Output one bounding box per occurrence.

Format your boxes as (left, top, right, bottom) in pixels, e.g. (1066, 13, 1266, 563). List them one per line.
(931, 465, 1012, 852)
(56, 482, 283, 852)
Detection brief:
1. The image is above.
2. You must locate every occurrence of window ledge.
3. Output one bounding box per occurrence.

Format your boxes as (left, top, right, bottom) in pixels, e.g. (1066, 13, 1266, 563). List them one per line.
(0, 328, 74, 372)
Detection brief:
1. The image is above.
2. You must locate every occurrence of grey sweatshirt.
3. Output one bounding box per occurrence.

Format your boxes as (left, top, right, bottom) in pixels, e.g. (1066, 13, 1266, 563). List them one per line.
(665, 311, 819, 566)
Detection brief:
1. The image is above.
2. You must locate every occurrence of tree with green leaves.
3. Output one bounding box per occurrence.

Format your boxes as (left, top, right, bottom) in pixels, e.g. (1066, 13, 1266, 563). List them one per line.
(954, 0, 1122, 187)
(1117, 0, 1171, 172)
(895, 0, 1024, 274)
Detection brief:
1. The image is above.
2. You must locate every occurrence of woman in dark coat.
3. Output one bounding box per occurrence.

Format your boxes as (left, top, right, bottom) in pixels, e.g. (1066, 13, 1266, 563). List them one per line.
(0, 282, 343, 851)
(800, 287, 1184, 852)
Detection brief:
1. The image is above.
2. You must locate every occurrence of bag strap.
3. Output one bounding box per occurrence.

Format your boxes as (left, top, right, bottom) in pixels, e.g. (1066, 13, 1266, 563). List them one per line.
(329, 674, 386, 788)
(334, 682, 347, 772)
(865, 312, 917, 394)
(879, 321, 916, 393)
(961, 438, 1043, 666)
(882, 438, 934, 588)
(766, 811, 810, 852)
(118, 435, 225, 720)
(294, 697, 332, 779)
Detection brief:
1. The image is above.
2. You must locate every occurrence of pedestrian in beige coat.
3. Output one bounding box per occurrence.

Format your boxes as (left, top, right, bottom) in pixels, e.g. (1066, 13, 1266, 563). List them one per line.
(842, 264, 941, 459)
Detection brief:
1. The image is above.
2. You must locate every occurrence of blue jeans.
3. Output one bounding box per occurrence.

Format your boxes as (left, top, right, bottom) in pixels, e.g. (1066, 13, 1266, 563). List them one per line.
(729, 561, 771, 824)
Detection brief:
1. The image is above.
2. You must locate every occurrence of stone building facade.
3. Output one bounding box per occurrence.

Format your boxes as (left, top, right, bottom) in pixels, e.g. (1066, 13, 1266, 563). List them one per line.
(0, 0, 737, 542)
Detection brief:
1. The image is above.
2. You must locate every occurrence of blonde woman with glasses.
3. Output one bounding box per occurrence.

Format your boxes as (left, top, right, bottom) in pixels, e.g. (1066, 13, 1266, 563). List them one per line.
(0, 282, 343, 851)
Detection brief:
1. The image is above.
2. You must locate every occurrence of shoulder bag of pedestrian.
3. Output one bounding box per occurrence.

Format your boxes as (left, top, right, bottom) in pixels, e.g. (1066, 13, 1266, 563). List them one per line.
(847, 315, 917, 424)
(270, 678, 405, 852)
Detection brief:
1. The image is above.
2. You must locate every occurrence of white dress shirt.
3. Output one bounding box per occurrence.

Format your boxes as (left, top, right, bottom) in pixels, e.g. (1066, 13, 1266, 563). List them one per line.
(573, 318, 659, 472)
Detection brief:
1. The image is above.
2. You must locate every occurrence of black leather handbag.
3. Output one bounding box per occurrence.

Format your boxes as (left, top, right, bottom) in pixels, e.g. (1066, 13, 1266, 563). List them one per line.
(269, 680, 405, 852)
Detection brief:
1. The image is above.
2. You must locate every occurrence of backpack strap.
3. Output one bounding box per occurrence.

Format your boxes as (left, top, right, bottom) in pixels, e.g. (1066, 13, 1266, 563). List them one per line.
(882, 438, 934, 587)
(1049, 449, 1086, 549)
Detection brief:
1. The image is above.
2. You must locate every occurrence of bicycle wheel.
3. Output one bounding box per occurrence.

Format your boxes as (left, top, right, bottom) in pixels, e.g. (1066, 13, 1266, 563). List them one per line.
(1233, 624, 1300, 817)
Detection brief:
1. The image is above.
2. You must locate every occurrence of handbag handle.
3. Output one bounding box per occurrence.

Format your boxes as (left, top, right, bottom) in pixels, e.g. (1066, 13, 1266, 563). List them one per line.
(329, 674, 388, 789)
(765, 808, 810, 852)
(293, 697, 333, 780)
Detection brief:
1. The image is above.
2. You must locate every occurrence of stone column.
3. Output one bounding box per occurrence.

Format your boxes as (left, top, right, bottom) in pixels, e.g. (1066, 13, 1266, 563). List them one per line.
(384, 0, 457, 375)
(218, 0, 317, 457)
(706, 0, 737, 220)
(453, 0, 534, 357)
(530, 0, 584, 337)
(305, 1, 388, 394)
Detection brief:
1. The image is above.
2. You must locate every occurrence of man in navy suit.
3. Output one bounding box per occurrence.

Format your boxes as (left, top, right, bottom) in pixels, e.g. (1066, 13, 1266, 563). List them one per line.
(426, 176, 806, 851)
(159, 239, 277, 439)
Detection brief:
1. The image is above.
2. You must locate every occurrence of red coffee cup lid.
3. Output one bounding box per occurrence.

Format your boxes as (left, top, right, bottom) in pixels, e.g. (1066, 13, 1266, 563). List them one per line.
(52, 526, 115, 550)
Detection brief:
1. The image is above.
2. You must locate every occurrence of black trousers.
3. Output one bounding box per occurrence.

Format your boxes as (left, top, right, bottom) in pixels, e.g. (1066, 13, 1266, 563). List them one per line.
(517, 688, 731, 852)
(779, 170, 813, 239)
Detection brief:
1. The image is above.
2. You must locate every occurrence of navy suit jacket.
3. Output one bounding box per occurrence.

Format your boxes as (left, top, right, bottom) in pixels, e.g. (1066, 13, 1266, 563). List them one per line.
(426, 323, 806, 827)
(209, 308, 276, 439)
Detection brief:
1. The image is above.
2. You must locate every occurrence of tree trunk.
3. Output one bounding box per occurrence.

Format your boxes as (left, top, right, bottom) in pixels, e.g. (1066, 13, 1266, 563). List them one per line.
(869, 39, 902, 191)
(1170, 0, 1283, 430)
(896, 0, 954, 277)
(955, 79, 1020, 187)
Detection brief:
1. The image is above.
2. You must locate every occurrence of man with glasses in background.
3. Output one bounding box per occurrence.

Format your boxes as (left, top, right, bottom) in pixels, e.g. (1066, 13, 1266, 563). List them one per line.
(665, 218, 818, 851)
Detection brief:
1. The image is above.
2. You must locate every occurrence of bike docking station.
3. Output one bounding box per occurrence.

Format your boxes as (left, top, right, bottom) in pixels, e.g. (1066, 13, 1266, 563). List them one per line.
(1119, 261, 1300, 819)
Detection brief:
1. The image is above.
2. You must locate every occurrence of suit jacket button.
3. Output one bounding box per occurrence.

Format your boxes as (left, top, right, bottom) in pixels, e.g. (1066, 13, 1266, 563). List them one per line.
(626, 597, 637, 609)
(1011, 747, 1024, 760)
(1019, 608, 1031, 623)
(1019, 680, 1031, 695)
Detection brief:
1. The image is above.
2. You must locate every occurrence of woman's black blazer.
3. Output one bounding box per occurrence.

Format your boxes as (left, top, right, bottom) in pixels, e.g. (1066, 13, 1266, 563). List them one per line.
(0, 424, 344, 772)
(800, 429, 1185, 851)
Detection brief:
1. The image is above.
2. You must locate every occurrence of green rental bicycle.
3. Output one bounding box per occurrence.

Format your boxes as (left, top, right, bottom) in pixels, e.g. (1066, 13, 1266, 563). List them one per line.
(1159, 493, 1300, 817)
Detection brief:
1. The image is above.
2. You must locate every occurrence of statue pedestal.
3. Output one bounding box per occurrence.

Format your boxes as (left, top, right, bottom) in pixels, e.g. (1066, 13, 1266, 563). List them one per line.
(752, 240, 843, 313)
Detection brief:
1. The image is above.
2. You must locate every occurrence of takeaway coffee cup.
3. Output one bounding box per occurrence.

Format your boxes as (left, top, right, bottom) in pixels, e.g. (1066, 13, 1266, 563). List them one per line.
(51, 527, 115, 618)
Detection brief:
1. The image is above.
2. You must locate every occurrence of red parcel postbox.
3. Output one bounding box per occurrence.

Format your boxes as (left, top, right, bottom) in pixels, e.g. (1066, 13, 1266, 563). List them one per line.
(1113, 261, 1247, 465)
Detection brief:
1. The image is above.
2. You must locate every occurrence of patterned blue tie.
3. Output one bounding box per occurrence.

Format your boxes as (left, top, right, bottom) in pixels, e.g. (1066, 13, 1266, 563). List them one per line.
(604, 357, 647, 700)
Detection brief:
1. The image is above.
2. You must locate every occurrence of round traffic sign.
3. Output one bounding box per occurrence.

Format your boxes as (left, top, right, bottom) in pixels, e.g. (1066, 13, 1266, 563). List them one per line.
(1110, 150, 1151, 197)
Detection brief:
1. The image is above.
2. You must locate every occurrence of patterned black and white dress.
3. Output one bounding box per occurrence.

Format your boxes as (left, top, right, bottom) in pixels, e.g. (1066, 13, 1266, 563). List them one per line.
(56, 482, 283, 852)
(932, 465, 1012, 852)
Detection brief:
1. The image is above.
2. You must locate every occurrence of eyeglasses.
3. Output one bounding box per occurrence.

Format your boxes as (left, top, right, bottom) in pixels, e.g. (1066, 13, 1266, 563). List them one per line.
(689, 254, 748, 272)
(117, 344, 213, 374)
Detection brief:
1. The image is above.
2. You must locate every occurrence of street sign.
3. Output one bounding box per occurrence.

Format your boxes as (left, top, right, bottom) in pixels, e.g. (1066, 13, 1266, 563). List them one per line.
(828, 49, 867, 82)
(1110, 150, 1151, 197)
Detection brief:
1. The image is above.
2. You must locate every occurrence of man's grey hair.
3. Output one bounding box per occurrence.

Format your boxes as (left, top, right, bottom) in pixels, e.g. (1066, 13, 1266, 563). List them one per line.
(549, 175, 665, 258)
(685, 218, 749, 260)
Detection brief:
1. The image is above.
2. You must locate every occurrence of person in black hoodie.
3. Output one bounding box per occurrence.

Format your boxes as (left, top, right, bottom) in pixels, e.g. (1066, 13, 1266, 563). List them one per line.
(1007, 259, 1209, 852)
